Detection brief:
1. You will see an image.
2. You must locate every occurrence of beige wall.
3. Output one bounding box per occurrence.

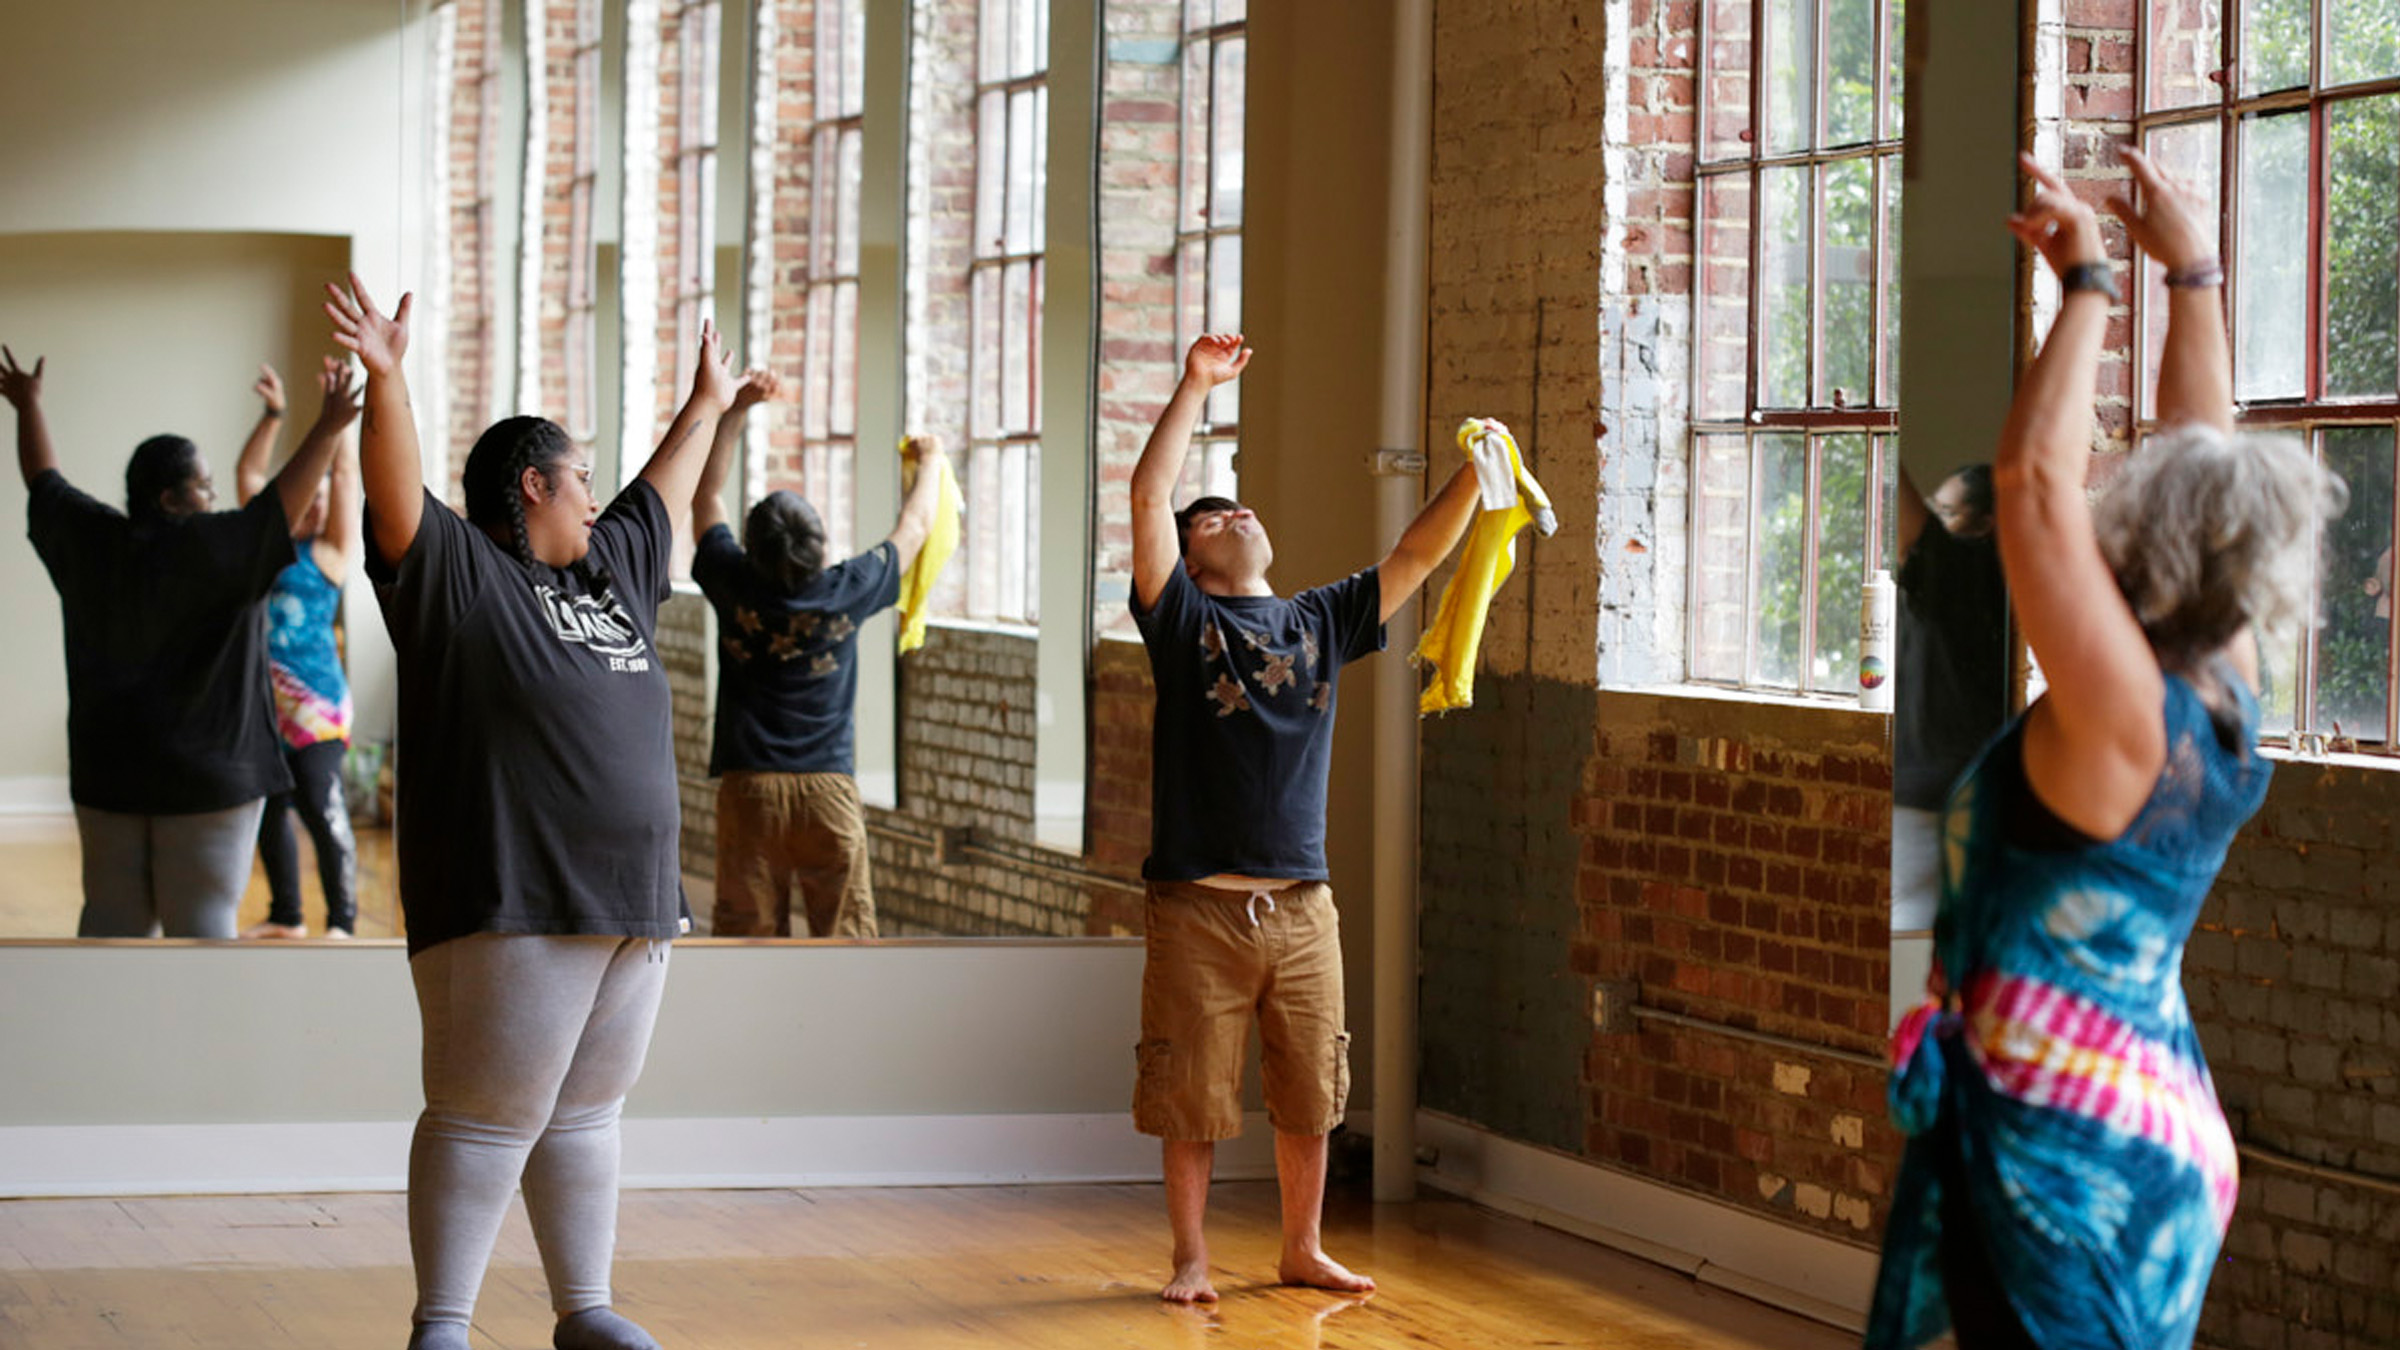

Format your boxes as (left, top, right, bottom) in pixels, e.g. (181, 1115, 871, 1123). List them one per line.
(0, 232, 357, 796)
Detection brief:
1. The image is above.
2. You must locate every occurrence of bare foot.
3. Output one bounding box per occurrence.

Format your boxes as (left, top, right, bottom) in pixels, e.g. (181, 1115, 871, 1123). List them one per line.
(241, 921, 307, 940)
(1278, 1249, 1374, 1294)
(1161, 1257, 1218, 1303)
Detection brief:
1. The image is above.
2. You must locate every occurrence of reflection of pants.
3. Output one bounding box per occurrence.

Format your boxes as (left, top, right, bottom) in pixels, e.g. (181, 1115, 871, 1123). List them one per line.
(1134, 880, 1350, 1141)
(258, 739, 358, 931)
(712, 772, 877, 938)
(74, 799, 266, 938)
(1892, 806, 1943, 935)
(409, 934, 669, 1329)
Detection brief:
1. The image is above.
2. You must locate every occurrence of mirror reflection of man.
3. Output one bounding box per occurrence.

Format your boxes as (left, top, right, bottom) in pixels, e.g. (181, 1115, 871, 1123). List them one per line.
(1892, 462, 2009, 934)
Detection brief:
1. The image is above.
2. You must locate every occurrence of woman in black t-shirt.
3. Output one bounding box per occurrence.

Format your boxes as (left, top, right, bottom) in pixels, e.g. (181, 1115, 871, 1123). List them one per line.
(3, 346, 355, 938)
(327, 276, 734, 1350)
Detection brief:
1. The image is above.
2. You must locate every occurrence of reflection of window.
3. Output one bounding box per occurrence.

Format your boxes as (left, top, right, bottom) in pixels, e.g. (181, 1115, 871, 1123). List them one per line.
(963, 0, 1048, 624)
(1176, 0, 1244, 503)
(1689, 0, 1903, 694)
(2139, 3, 2400, 748)
(801, 0, 863, 560)
(671, 0, 722, 398)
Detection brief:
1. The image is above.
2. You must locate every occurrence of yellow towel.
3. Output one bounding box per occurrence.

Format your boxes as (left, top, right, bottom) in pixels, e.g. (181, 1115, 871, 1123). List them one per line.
(895, 445, 961, 655)
(1413, 418, 1556, 714)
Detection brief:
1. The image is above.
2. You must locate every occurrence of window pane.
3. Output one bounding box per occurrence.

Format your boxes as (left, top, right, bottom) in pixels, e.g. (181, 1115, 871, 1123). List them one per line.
(1814, 435, 1871, 692)
(1180, 38, 1210, 231)
(2235, 111, 2310, 401)
(1693, 434, 1751, 682)
(1033, 86, 1050, 254)
(981, 0, 1008, 81)
(2330, 0, 2400, 86)
(2140, 120, 2223, 417)
(1006, 88, 1037, 254)
(2316, 427, 2395, 742)
(1764, 0, 1817, 154)
(1826, 0, 1876, 147)
(1877, 155, 1902, 406)
(841, 0, 865, 119)
(811, 127, 838, 275)
(2326, 94, 2400, 399)
(1014, 0, 1042, 78)
(1696, 173, 1754, 422)
(1822, 157, 1874, 407)
(804, 289, 832, 440)
(967, 441, 998, 618)
(1703, 0, 1754, 162)
(1212, 37, 1245, 226)
(1759, 164, 1811, 408)
(1753, 434, 1808, 688)
(999, 442, 1030, 621)
(834, 126, 862, 276)
(2146, 0, 2223, 111)
(2256, 627, 2299, 737)
(2240, 0, 2311, 95)
(1883, 0, 1904, 140)
(976, 89, 1004, 255)
(971, 266, 1001, 438)
(1024, 442, 1042, 623)
(1876, 434, 1901, 574)
(1207, 234, 1242, 426)
(832, 281, 858, 437)
(1002, 258, 1033, 433)
(1177, 236, 1207, 349)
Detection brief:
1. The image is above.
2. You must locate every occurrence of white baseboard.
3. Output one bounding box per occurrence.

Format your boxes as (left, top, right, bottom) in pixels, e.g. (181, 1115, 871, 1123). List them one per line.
(0, 1111, 1282, 1198)
(1414, 1112, 1877, 1332)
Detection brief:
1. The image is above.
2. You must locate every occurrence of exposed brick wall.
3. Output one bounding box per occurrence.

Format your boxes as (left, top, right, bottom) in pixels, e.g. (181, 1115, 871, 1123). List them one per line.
(903, 0, 975, 621)
(2188, 761, 2400, 1350)
(1085, 636, 1154, 935)
(2033, 0, 2139, 452)
(745, 0, 815, 497)
(659, 590, 716, 876)
(1577, 691, 1900, 1241)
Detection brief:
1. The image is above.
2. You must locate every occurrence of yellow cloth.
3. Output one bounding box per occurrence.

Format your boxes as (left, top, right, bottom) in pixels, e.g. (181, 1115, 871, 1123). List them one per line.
(1413, 418, 1555, 714)
(894, 448, 961, 655)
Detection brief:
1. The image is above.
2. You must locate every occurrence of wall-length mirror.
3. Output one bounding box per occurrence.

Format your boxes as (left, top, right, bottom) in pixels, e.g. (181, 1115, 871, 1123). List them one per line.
(0, 0, 1254, 942)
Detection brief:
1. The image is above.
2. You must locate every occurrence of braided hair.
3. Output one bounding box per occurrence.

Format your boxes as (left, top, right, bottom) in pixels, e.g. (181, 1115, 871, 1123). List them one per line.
(125, 435, 204, 525)
(461, 415, 610, 588)
(743, 490, 827, 594)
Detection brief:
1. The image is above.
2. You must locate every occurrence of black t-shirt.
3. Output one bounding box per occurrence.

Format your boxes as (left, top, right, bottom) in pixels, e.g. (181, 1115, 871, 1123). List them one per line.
(1132, 564, 1385, 881)
(691, 525, 899, 777)
(367, 480, 685, 955)
(27, 469, 295, 814)
(1894, 518, 2010, 810)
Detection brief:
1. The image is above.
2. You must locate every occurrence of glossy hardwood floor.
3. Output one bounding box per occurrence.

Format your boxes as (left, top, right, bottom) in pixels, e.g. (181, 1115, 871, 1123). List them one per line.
(0, 1181, 1854, 1348)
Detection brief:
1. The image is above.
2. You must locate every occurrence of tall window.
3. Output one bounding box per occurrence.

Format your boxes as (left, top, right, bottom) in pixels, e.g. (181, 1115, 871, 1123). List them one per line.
(802, 0, 864, 559)
(1690, 0, 1904, 695)
(2140, 3, 2400, 749)
(966, 0, 1047, 624)
(671, 0, 722, 395)
(1177, 0, 1244, 502)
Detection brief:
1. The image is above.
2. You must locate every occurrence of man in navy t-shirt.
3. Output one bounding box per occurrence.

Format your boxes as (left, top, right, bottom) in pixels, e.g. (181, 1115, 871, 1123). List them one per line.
(1129, 333, 1480, 1303)
(689, 370, 949, 937)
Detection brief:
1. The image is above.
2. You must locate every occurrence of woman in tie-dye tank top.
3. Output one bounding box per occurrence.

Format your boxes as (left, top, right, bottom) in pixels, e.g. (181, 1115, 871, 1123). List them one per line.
(1863, 153, 2344, 1350)
(234, 361, 361, 940)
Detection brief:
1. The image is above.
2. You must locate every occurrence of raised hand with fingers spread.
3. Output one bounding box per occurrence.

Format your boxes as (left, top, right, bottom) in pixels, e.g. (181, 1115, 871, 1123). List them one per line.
(0, 346, 52, 484)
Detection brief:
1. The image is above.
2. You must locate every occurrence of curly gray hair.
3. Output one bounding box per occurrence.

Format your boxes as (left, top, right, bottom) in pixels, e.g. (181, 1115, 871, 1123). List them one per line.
(2093, 423, 2347, 669)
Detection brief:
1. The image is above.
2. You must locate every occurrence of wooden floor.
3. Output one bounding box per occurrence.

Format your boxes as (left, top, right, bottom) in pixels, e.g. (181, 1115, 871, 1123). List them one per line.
(0, 1182, 1854, 1348)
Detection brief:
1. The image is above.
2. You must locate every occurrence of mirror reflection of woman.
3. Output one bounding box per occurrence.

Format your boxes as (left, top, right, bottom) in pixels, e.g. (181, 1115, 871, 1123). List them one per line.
(687, 379, 949, 939)
(1865, 153, 2346, 1350)
(232, 361, 364, 941)
(328, 274, 734, 1350)
(1, 346, 356, 939)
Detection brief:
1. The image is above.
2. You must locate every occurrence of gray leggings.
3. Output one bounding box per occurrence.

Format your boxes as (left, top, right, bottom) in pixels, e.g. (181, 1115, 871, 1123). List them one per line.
(74, 799, 265, 938)
(409, 934, 669, 1330)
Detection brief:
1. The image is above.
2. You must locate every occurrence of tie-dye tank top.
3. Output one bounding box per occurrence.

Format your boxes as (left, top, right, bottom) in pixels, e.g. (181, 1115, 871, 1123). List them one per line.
(1866, 669, 2270, 1350)
(264, 545, 352, 748)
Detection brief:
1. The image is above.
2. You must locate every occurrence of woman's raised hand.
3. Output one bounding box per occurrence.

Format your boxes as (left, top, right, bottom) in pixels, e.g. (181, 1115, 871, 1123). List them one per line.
(0, 347, 42, 411)
(315, 356, 362, 431)
(324, 273, 413, 380)
(2107, 145, 2215, 276)
(2007, 153, 2107, 279)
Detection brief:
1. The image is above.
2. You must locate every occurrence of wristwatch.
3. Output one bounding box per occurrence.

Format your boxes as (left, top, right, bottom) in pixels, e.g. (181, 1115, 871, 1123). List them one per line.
(2059, 261, 2119, 303)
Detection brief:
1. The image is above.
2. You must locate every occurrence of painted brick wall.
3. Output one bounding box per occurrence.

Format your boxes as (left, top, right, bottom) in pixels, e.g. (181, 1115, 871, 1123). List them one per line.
(2187, 761, 2400, 1350)
(745, 0, 818, 497)
(1419, 673, 1593, 1155)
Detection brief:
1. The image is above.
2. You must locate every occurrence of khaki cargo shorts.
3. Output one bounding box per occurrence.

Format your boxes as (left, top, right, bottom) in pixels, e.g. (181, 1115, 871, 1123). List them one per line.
(713, 771, 877, 938)
(1133, 879, 1350, 1141)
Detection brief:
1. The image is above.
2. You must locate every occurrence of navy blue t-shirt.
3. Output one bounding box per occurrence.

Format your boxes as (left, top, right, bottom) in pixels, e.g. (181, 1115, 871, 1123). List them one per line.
(1132, 564, 1385, 881)
(691, 524, 899, 776)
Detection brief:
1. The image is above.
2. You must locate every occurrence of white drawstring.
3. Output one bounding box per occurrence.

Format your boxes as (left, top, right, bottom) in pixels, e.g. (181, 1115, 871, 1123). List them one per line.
(1245, 890, 1278, 926)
